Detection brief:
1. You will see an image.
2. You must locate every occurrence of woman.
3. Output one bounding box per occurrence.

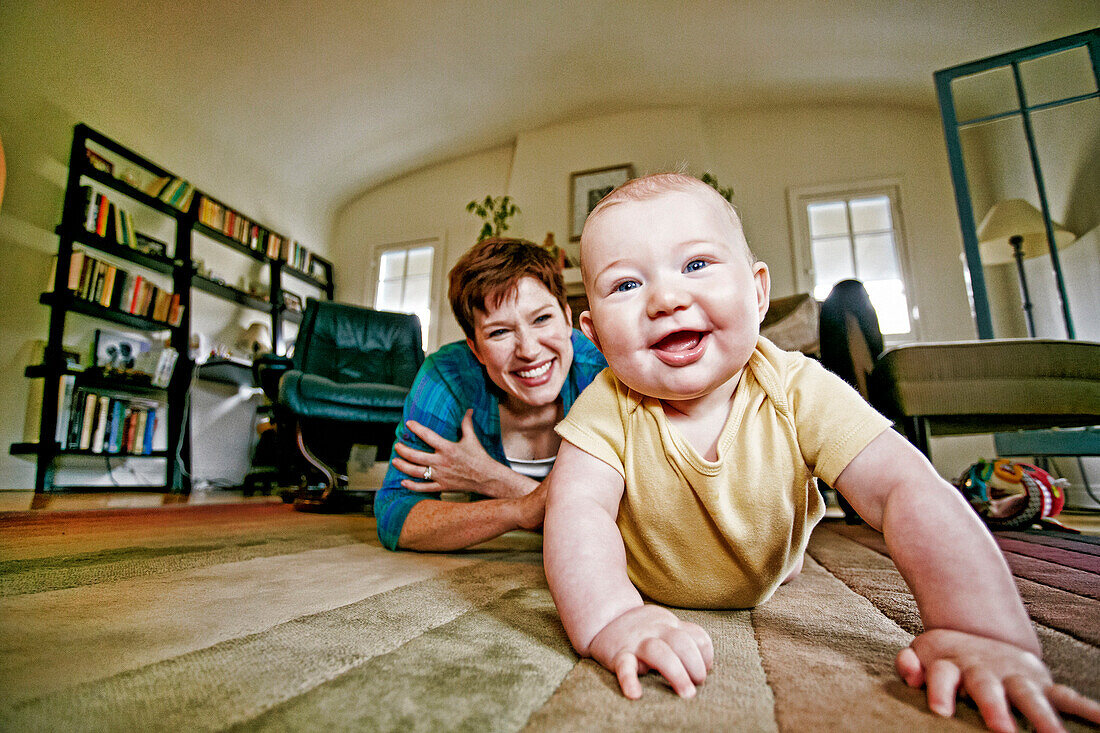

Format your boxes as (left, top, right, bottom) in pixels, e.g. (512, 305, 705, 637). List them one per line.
(374, 238, 606, 551)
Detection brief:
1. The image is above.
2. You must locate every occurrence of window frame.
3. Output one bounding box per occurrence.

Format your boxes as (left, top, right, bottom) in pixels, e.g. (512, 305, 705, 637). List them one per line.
(787, 178, 919, 342)
(364, 235, 446, 353)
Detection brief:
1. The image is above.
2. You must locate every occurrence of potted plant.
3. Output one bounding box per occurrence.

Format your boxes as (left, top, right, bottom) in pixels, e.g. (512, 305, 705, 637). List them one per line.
(466, 195, 520, 241)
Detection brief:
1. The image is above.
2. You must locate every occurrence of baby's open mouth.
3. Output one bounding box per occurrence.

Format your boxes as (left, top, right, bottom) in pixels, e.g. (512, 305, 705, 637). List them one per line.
(650, 330, 708, 366)
(651, 331, 704, 351)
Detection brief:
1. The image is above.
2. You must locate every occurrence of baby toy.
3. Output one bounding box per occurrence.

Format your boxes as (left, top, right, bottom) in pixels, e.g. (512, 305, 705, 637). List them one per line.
(953, 458, 1072, 531)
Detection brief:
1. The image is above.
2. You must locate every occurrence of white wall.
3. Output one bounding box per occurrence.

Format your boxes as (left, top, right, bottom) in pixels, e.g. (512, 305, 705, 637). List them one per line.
(339, 104, 975, 349)
(331, 144, 515, 349)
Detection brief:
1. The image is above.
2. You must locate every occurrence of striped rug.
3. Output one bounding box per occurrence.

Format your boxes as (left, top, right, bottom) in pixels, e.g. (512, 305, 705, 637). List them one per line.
(0, 503, 1096, 731)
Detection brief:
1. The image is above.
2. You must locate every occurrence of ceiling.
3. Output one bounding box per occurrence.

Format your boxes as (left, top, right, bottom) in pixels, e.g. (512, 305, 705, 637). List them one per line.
(2, 2, 1096, 227)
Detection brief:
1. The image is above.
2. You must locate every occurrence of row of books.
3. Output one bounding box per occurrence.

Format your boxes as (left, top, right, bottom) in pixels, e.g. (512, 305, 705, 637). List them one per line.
(83, 186, 137, 249)
(55, 376, 166, 455)
(139, 174, 196, 213)
(67, 250, 185, 326)
(81, 186, 169, 258)
(84, 148, 195, 214)
(197, 195, 309, 265)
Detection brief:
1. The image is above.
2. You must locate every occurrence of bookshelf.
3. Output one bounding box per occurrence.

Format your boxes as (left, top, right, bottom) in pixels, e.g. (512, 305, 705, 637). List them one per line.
(12, 123, 335, 493)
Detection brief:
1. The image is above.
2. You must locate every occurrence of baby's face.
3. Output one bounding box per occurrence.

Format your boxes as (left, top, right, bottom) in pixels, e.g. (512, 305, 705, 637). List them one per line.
(580, 191, 769, 403)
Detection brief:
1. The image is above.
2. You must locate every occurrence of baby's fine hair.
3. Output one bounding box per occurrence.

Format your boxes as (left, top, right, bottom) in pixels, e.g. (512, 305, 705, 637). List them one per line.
(580, 172, 756, 270)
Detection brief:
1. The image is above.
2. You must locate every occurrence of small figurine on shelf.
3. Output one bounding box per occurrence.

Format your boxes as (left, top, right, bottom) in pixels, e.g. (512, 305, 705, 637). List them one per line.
(542, 232, 566, 271)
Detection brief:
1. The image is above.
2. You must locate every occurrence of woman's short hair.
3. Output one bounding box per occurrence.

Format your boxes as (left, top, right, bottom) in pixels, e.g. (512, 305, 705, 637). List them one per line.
(449, 237, 568, 341)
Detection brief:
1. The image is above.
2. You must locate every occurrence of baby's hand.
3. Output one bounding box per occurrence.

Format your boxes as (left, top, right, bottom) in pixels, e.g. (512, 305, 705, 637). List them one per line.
(896, 628, 1100, 732)
(588, 605, 713, 699)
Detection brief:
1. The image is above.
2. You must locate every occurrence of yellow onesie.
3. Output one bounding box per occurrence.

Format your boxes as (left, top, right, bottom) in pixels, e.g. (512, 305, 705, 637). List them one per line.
(555, 336, 892, 608)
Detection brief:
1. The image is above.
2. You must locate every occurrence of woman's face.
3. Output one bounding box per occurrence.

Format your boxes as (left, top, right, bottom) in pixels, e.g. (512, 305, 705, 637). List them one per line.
(468, 277, 574, 410)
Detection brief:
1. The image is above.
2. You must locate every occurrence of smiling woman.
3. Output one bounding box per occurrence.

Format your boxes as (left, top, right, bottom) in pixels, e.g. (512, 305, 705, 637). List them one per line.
(373, 238, 607, 552)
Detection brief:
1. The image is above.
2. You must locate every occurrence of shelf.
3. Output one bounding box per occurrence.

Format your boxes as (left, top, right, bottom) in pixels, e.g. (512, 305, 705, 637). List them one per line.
(58, 225, 178, 275)
(281, 264, 329, 290)
(40, 292, 176, 331)
(18, 124, 337, 495)
(192, 276, 273, 312)
(197, 357, 255, 386)
(81, 165, 191, 220)
(193, 223, 267, 262)
(9, 442, 168, 459)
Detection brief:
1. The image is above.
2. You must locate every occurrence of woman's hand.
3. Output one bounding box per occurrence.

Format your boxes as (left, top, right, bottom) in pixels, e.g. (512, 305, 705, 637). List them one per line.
(392, 410, 536, 498)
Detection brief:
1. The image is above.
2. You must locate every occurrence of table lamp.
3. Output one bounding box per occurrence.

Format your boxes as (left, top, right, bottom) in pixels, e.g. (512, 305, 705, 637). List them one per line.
(976, 199, 1075, 337)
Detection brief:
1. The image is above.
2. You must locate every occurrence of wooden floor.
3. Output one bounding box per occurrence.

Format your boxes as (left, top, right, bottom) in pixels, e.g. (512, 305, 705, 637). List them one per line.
(2, 487, 1098, 535)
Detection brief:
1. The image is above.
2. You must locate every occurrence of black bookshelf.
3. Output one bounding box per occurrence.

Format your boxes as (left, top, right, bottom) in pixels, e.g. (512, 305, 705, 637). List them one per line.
(13, 123, 336, 494)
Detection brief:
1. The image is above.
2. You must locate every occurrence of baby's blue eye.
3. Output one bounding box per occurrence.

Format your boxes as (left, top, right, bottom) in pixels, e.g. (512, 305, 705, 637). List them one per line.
(685, 259, 708, 272)
(488, 328, 508, 338)
(614, 280, 639, 293)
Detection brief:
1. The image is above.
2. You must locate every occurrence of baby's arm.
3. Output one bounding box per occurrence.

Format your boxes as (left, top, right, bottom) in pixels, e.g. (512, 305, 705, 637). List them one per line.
(544, 441, 713, 698)
(835, 429, 1100, 732)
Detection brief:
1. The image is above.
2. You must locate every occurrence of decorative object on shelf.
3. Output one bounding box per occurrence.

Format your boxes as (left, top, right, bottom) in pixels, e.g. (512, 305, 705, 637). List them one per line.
(92, 328, 151, 370)
(133, 233, 167, 257)
(977, 198, 1076, 338)
(236, 321, 273, 358)
(540, 232, 570, 270)
(700, 171, 734, 202)
(569, 164, 634, 241)
(283, 292, 303, 313)
(85, 148, 113, 175)
(306, 254, 333, 286)
(466, 195, 520, 242)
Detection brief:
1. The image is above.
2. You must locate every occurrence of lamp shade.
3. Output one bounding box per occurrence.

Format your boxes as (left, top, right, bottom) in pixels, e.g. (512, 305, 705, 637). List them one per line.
(977, 199, 1075, 265)
(237, 321, 272, 356)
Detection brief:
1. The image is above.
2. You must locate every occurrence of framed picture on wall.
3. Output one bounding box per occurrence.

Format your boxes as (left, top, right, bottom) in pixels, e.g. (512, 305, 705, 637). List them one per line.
(569, 164, 634, 241)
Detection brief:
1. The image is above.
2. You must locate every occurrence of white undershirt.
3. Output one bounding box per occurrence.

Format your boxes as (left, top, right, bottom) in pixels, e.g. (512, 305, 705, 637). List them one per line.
(505, 454, 556, 480)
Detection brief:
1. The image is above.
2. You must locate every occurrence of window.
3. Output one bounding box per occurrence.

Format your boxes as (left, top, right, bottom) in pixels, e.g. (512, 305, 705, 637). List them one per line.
(789, 182, 915, 338)
(373, 243, 435, 350)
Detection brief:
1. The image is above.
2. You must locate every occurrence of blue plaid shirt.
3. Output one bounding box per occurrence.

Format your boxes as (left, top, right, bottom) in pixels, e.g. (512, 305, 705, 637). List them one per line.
(374, 330, 606, 550)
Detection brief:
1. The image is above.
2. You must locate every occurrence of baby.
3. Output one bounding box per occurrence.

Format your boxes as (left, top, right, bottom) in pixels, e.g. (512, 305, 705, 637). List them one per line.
(543, 173, 1099, 732)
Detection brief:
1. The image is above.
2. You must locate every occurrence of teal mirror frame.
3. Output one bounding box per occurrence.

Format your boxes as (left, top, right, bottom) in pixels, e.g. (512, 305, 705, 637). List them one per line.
(934, 29, 1099, 340)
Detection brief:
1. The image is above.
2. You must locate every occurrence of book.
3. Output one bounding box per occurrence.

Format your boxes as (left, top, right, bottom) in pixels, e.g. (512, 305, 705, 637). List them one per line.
(78, 392, 98, 450)
(142, 407, 156, 454)
(68, 251, 86, 291)
(91, 394, 110, 453)
(106, 399, 124, 453)
(145, 176, 170, 198)
(132, 408, 147, 455)
(55, 375, 77, 445)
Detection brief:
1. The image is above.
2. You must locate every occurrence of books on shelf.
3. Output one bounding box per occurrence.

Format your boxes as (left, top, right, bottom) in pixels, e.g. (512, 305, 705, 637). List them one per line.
(56, 383, 166, 454)
(155, 177, 196, 212)
(81, 186, 157, 254)
(64, 250, 185, 326)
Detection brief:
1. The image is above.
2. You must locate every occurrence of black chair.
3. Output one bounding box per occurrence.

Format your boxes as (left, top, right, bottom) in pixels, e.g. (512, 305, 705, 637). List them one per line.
(270, 299, 424, 511)
(818, 279, 885, 524)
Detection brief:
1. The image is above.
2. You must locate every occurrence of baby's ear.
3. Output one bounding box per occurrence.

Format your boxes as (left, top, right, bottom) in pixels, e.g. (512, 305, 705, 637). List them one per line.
(579, 311, 602, 350)
(753, 262, 771, 322)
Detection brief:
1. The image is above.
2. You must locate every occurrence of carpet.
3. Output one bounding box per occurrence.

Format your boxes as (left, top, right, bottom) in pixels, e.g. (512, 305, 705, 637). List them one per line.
(0, 503, 1096, 732)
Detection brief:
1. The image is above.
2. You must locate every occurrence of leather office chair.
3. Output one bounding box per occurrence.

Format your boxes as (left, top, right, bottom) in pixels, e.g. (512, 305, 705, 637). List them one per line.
(273, 299, 424, 511)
